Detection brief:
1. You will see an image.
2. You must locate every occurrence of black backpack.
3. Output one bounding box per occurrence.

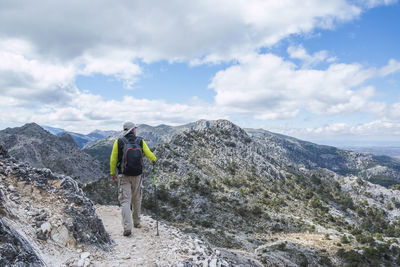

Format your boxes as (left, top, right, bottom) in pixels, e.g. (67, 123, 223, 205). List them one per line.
(120, 136, 143, 176)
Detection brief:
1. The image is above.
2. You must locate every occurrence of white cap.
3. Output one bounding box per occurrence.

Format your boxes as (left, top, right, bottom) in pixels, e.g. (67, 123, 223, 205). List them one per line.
(123, 122, 136, 136)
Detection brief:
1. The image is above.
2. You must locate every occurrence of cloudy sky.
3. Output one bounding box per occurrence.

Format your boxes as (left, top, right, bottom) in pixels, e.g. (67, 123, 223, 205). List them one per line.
(1, 0, 400, 146)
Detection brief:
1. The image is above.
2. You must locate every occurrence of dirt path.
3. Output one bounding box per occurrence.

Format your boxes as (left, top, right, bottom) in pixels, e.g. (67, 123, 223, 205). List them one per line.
(92, 205, 211, 266)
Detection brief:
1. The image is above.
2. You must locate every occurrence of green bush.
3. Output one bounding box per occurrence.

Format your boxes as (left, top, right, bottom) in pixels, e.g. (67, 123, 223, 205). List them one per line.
(251, 205, 262, 216)
(340, 235, 350, 244)
(277, 242, 286, 251)
(156, 184, 169, 201)
(355, 234, 374, 245)
(224, 141, 236, 147)
(201, 220, 213, 228)
(311, 174, 321, 185)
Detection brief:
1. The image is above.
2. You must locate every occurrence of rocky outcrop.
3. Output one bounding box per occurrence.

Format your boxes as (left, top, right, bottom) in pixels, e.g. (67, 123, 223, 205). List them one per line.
(0, 123, 106, 182)
(256, 241, 328, 267)
(0, 147, 112, 266)
(0, 217, 44, 266)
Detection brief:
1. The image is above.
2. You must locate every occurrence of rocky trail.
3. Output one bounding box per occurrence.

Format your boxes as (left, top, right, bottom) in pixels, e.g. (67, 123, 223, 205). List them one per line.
(93, 205, 229, 266)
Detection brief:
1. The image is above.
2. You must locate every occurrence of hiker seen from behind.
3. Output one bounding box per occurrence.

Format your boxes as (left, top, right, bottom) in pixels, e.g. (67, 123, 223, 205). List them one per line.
(110, 122, 157, 237)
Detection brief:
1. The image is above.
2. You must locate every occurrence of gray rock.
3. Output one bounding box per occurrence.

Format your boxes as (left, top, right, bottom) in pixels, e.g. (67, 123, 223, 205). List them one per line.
(40, 221, 51, 234)
(0, 155, 112, 253)
(0, 145, 9, 159)
(0, 217, 44, 266)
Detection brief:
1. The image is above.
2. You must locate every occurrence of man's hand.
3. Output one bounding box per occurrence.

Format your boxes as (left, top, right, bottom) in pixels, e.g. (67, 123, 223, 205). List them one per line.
(111, 175, 117, 182)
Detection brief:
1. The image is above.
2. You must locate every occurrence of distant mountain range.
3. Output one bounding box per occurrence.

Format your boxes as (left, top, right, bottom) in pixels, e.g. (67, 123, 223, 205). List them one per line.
(42, 125, 117, 148)
(342, 146, 400, 159)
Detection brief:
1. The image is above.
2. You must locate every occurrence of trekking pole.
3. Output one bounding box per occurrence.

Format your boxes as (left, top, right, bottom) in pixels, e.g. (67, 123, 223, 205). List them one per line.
(153, 164, 159, 236)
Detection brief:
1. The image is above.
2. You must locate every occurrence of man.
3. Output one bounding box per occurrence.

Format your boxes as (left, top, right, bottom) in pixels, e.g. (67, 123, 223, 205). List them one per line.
(110, 122, 157, 236)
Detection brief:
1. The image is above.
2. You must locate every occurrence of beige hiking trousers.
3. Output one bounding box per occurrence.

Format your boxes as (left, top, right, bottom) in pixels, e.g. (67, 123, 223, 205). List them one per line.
(118, 174, 143, 231)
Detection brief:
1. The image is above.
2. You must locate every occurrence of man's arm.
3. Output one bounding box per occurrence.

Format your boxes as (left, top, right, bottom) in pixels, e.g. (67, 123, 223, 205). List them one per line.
(142, 140, 157, 162)
(110, 139, 119, 181)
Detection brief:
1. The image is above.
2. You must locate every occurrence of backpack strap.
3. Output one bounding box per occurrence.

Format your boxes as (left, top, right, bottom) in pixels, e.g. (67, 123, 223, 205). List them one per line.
(121, 137, 129, 145)
(135, 137, 143, 149)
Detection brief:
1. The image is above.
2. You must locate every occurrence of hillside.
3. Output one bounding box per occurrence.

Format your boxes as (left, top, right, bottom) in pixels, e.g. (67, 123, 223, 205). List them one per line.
(84, 119, 400, 266)
(246, 128, 400, 187)
(0, 123, 106, 183)
(0, 145, 260, 266)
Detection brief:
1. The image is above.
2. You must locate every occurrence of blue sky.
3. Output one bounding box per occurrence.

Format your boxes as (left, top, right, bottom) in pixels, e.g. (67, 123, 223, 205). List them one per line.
(0, 0, 400, 146)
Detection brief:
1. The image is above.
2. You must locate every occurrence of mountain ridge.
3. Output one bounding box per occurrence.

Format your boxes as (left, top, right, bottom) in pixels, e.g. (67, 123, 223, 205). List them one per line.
(42, 125, 117, 148)
(83, 119, 400, 187)
(0, 123, 106, 183)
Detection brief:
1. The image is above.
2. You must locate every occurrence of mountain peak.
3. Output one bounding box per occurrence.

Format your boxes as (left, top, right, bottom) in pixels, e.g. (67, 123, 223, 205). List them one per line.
(0, 123, 105, 182)
(3, 122, 49, 138)
(189, 119, 244, 132)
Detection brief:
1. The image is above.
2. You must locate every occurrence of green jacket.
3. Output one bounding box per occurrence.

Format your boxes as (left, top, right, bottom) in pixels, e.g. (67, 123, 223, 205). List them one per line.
(110, 136, 157, 175)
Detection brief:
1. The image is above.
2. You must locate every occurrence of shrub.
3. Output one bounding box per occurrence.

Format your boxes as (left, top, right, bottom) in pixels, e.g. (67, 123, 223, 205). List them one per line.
(277, 242, 286, 251)
(226, 163, 237, 176)
(156, 184, 169, 201)
(251, 205, 262, 216)
(340, 235, 350, 244)
(169, 196, 180, 207)
(201, 220, 213, 228)
(337, 249, 372, 266)
(224, 141, 236, 147)
(389, 184, 400, 190)
(311, 174, 321, 185)
(339, 194, 355, 210)
(355, 234, 374, 245)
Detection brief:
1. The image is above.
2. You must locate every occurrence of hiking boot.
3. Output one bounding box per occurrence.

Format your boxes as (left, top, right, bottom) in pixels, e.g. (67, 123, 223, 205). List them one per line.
(134, 223, 142, 229)
(123, 230, 131, 237)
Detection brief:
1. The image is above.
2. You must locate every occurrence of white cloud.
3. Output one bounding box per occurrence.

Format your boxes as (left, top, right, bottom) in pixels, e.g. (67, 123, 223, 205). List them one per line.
(287, 45, 336, 67)
(209, 53, 398, 120)
(380, 59, 400, 76)
(0, 38, 77, 104)
(278, 119, 400, 144)
(209, 54, 382, 119)
(390, 103, 400, 119)
(0, 0, 398, 137)
(78, 49, 142, 89)
(0, 0, 392, 105)
(2, 91, 226, 132)
(0, 0, 363, 65)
